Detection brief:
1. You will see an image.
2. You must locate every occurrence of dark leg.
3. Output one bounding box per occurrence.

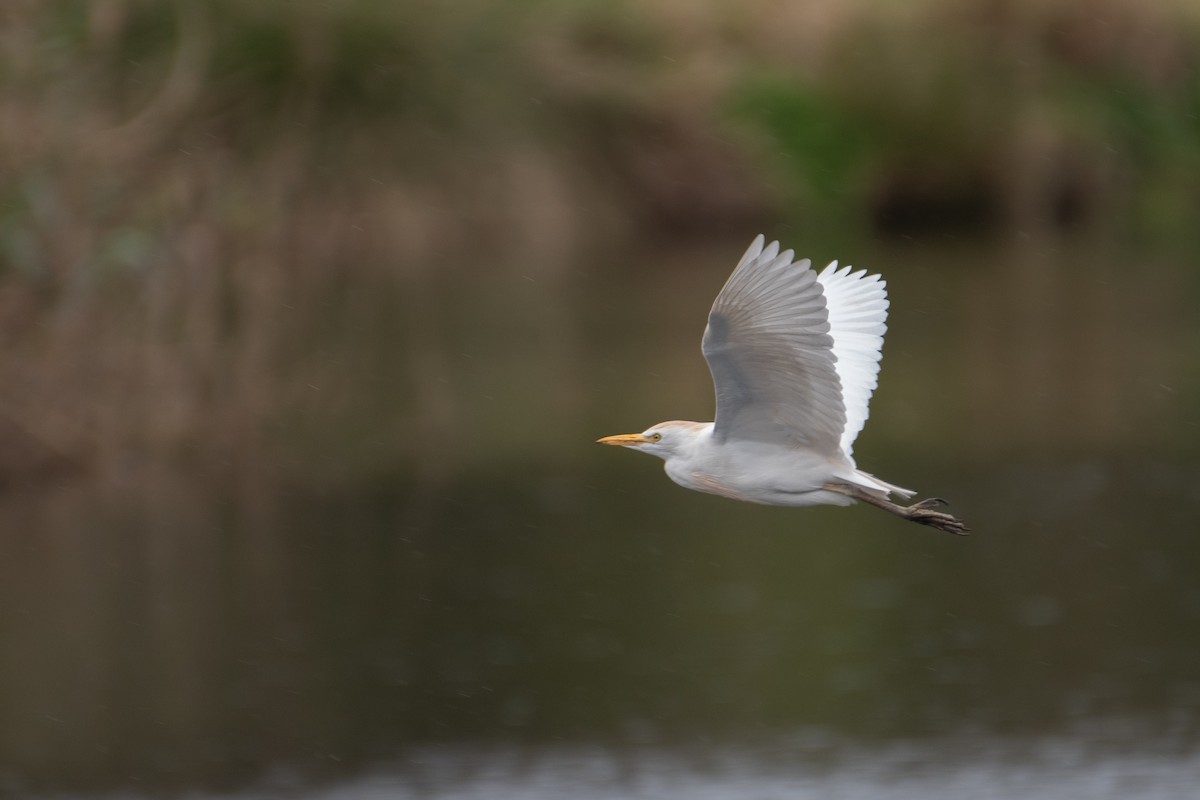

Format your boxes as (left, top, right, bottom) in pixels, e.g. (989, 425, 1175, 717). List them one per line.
(824, 484, 970, 535)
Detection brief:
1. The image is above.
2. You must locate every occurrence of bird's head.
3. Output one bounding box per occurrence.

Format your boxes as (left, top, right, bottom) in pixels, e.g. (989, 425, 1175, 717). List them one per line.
(595, 421, 705, 461)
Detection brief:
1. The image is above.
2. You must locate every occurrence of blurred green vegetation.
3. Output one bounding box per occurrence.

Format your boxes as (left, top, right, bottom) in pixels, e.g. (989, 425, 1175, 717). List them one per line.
(3, 0, 1200, 487)
(727, 5, 1200, 236)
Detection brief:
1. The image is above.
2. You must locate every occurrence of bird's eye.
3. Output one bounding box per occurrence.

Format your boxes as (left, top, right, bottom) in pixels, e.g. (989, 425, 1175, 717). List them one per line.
(649, 433, 663, 442)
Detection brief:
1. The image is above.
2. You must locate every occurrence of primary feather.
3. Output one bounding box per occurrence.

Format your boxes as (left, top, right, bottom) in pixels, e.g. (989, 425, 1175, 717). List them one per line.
(816, 261, 889, 458)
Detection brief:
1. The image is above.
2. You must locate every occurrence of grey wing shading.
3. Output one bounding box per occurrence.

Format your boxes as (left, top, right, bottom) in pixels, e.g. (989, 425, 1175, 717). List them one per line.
(701, 235, 846, 453)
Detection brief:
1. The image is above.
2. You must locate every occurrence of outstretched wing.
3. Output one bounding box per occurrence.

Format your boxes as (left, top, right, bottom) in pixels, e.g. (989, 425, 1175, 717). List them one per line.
(816, 261, 889, 457)
(701, 235, 845, 453)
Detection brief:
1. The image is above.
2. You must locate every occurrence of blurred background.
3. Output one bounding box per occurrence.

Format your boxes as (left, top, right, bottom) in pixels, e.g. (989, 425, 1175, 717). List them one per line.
(2, 0, 1200, 797)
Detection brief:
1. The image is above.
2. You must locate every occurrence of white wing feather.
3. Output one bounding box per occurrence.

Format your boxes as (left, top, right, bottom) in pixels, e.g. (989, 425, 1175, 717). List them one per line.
(816, 261, 889, 458)
(702, 235, 846, 453)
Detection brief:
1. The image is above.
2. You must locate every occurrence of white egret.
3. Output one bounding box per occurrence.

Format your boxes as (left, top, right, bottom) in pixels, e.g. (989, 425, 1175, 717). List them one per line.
(598, 235, 968, 535)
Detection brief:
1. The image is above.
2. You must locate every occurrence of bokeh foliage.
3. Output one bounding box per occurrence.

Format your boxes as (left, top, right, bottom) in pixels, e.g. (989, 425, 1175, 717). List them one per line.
(3, 0, 1200, 487)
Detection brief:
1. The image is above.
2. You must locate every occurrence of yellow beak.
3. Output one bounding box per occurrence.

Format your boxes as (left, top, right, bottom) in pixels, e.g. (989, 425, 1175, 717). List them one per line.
(596, 433, 651, 446)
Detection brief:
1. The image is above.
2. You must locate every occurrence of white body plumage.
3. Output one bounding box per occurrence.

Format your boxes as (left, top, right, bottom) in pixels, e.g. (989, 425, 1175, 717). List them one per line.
(657, 422, 869, 508)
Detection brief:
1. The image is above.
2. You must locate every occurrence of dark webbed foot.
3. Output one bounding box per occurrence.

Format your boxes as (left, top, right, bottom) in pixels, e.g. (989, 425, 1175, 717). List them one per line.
(822, 483, 971, 535)
(903, 499, 970, 535)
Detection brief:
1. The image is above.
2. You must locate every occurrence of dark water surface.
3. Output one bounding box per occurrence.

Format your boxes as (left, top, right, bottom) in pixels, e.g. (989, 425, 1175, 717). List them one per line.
(2, 237, 1199, 797)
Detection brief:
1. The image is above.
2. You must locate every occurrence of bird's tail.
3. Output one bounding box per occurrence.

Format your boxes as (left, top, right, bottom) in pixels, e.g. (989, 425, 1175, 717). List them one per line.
(849, 469, 916, 499)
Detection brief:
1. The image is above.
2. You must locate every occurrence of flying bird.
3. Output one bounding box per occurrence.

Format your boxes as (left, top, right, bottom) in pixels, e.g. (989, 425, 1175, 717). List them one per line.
(597, 235, 968, 535)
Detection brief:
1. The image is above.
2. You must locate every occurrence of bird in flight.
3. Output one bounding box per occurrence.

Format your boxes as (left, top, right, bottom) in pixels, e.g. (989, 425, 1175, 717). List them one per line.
(597, 235, 968, 535)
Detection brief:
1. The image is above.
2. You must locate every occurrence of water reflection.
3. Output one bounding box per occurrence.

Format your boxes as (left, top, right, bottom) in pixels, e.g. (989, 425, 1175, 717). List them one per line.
(1, 238, 1199, 797)
(179, 738, 1200, 799)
